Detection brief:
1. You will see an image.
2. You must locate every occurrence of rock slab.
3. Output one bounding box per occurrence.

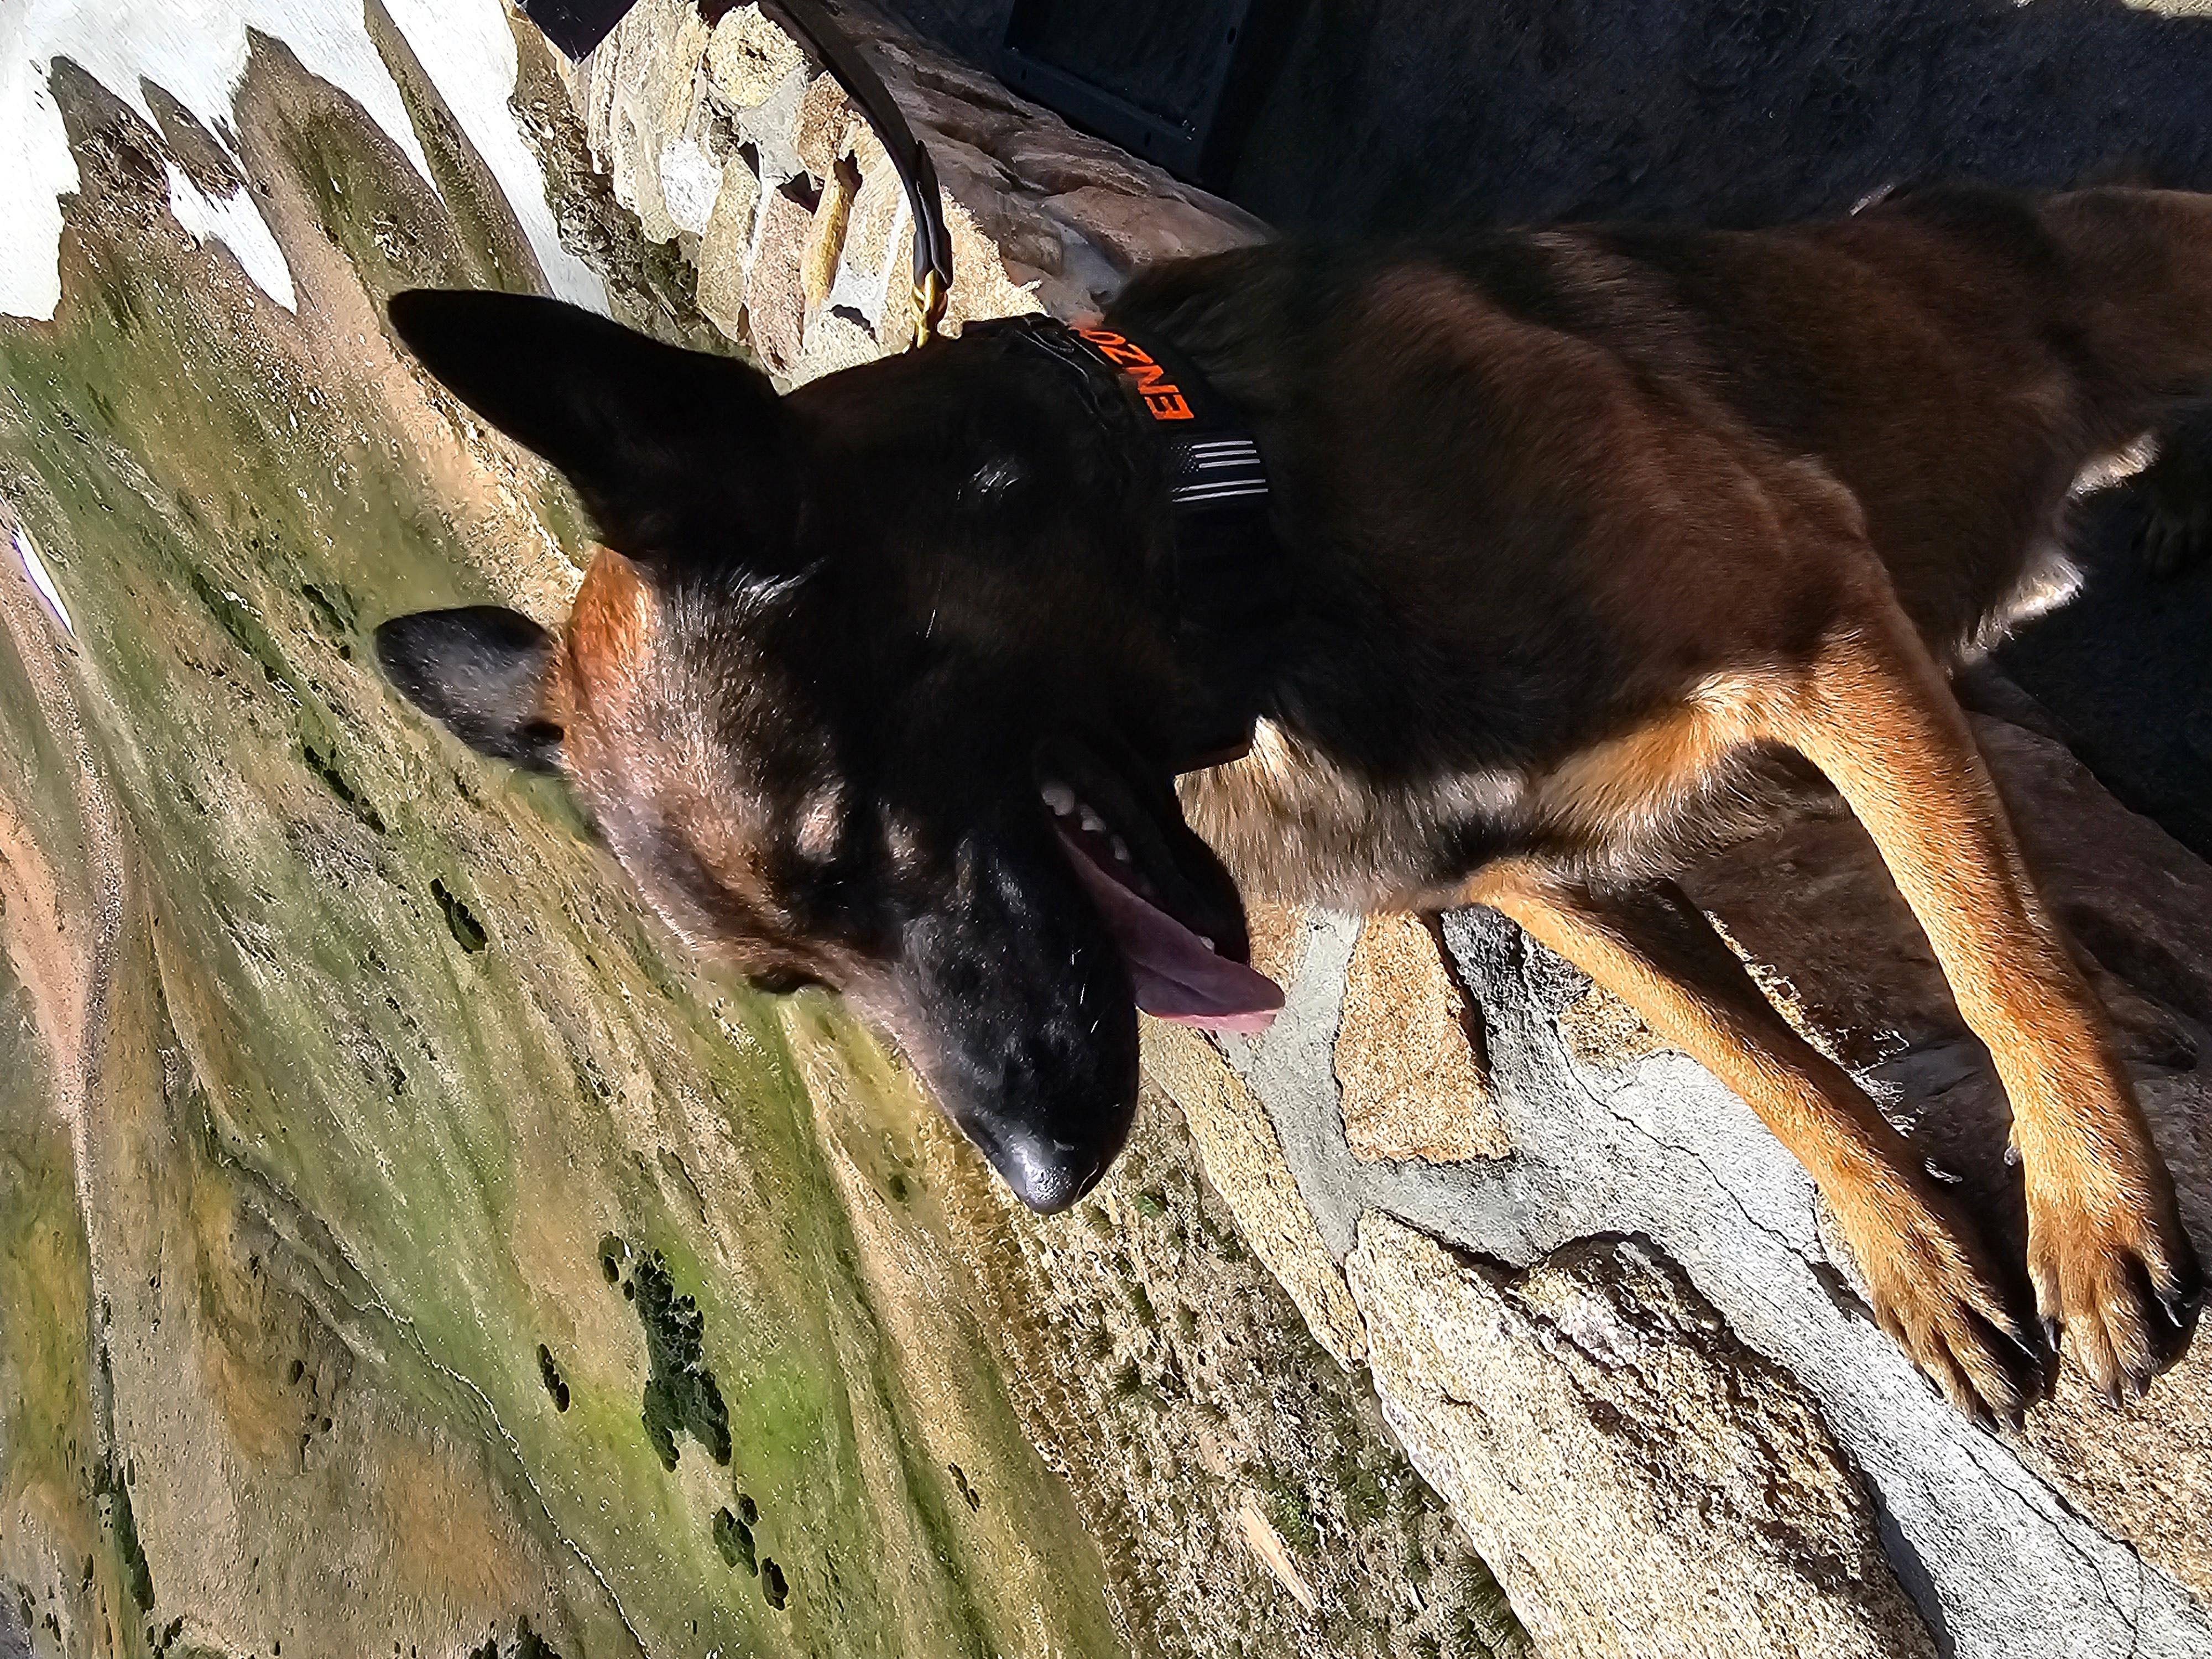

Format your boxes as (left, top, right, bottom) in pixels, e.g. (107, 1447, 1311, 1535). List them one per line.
(1348, 1215, 1938, 1659)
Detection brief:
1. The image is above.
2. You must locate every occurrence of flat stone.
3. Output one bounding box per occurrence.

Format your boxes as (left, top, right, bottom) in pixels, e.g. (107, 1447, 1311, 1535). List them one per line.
(1042, 185, 1260, 273)
(657, 134, 722, 237)
(694, 154, 761, 343)
(937, 194, 1046, 333)
(791, 305, 879, 387)
(743, 185, 813, 373)
(801, 149, 860, 314)
(1333, 912, 1508, 1164)
(1552, 978, 1666, 1075)
(2015, 1338, 2212, 1606)
(830, 132, 904, 294)
(999, 126, 1169, 199)
(926, 131, 1063, 276)
(792, 71, 857, 183)
(1348, 1215, 1939, 1659)
(594, 0, 712, 241)
(1244, 899, 1310, 992)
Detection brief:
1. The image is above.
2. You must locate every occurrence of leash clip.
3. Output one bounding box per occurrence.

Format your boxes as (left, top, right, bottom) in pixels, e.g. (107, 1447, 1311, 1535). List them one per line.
(912, 267, 948, 349)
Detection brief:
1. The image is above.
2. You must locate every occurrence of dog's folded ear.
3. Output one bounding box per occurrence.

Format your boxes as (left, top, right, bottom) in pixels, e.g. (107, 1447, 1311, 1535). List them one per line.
(374, 606, 562, 772)
(387, 289, 796, 575)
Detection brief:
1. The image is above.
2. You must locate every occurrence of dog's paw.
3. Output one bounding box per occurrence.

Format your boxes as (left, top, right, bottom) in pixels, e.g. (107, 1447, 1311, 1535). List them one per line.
(1845, 1180, 2051, 1428)
(2026, 1176, 2203, 1402)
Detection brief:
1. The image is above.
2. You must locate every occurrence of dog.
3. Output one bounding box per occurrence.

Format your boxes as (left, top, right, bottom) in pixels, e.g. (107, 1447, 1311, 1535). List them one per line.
(376, 185, 2209, 1425)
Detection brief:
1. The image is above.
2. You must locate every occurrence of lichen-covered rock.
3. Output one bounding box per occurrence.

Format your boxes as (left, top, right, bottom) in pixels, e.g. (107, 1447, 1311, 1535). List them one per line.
(1348, 1216, 1938, 1659)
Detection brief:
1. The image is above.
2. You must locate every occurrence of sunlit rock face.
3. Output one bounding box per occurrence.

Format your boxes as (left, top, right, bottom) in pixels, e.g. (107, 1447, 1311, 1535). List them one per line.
(0, 8, 1517, 1659)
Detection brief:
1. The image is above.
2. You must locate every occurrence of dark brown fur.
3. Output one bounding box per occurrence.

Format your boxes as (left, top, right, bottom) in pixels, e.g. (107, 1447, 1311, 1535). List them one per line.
(377, 186, 2209, 1423)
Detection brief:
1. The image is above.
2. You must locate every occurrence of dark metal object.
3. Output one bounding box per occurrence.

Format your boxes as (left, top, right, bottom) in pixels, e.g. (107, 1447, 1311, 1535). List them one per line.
(516, 0, 634, 60)
(997, 0, 1281, 184)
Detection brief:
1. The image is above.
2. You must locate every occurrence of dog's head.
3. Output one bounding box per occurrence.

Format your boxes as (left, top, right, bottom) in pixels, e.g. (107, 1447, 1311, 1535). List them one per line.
(375, 291, 1281, 1211)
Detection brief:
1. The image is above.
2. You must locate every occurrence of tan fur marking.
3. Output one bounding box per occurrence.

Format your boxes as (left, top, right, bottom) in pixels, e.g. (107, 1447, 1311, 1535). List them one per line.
(1765, 605, 2194, 1396)
(1531, 669, 1791, 844)
(550, 549, 657, 734)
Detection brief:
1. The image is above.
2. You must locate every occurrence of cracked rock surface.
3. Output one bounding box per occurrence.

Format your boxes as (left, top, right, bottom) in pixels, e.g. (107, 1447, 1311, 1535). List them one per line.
(1348, 1219, 1936, 1659)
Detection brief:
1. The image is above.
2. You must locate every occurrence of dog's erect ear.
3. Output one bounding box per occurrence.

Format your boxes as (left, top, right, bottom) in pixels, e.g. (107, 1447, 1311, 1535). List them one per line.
(387, 290, 794, 571)
(374, 606, 561, 772)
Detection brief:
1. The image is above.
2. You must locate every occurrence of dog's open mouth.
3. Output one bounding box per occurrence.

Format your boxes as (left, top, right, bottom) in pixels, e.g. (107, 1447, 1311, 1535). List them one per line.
(1042, 778, 1284, 1035)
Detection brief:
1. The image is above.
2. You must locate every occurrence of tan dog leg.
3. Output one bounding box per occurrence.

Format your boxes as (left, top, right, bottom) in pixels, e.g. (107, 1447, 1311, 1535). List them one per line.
(1772, 607, 2204, 1400)
(1470, 869, 2049, 1423)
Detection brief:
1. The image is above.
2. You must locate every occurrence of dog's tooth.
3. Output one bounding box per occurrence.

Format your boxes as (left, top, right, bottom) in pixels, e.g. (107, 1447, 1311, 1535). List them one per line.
(1079, 808, 1108, 836)
(1110, 836, 1133, 864)
(1042, 782, 1076, 816)
(1200, 936, 1218, 953)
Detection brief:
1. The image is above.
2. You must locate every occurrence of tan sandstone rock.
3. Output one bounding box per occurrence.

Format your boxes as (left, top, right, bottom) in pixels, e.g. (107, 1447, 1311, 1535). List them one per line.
(1333, 912, 1510, 1164)
(1348, 1214, 1939, 1659)
(1244, 898, 1311, 991)
(743, 182, 813, 372)
(705, 3, 806, 110)
(693, 154, 760, 341)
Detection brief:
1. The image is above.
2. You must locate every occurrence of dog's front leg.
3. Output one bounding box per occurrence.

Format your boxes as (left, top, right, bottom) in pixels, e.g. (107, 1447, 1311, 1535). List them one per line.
(1772, 603, 2205, 1402)
(1466, 867, 2049, 1425)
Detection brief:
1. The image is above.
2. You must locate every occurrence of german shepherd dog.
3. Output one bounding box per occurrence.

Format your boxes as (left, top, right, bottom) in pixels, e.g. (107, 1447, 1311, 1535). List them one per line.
(377, 185, 2210, 1425)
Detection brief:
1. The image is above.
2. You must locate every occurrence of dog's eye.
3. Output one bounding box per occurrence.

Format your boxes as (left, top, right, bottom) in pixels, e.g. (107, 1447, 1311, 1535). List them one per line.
(748, 968, 819, 997)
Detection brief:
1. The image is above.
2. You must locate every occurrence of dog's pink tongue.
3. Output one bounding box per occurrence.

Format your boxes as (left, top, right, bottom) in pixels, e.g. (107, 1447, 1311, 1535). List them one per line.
(1059, 831, 1284, 1035)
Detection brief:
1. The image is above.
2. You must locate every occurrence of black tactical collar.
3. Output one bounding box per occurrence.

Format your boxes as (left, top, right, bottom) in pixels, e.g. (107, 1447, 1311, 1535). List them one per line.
(968, 312, 1286, 773)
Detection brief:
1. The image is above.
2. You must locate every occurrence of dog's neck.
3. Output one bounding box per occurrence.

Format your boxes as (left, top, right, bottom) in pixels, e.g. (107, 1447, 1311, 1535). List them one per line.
(972, 311, 1294, 772)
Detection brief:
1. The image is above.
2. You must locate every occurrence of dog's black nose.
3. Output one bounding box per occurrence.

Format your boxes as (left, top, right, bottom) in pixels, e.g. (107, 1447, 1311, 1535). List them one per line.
(984, 1125, 1115, 1214)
